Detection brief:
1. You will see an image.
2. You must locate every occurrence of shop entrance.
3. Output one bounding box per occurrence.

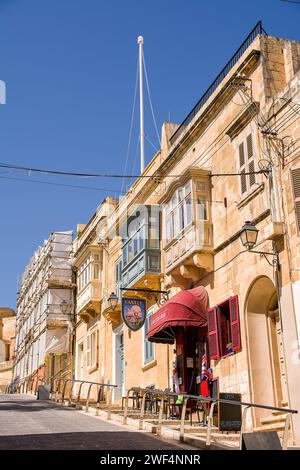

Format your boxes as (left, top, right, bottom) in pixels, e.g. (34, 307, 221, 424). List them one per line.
(173, 326, 207, 395)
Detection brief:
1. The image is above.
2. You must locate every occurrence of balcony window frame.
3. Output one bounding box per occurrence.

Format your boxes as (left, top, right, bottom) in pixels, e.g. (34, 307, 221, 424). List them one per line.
(164, 182, 193, 245)
(77, 251, 102, 294)
(122, 206, 160, 271)
(163, 178, 210, 248)
(77, 255, 92, 293)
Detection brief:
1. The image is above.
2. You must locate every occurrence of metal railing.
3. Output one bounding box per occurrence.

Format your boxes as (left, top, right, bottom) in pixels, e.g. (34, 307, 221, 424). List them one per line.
(6, 378, 297, 449)
(123, 387, 297, 450)
(48, 377, 117, 418)
(169, 21, 266, 146)
(6, 374, 117, 420)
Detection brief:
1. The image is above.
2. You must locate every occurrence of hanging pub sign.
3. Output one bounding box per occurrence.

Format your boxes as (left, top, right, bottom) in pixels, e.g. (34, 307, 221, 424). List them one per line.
(121, 297, 146, 331)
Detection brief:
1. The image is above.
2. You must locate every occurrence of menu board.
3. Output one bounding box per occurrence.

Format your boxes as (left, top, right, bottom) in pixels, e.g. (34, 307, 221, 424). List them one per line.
(218, 392, 242, 431)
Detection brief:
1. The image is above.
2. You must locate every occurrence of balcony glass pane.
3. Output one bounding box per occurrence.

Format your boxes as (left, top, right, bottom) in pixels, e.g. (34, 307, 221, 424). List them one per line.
(149, 216, 159, 249)
(186, 194, 192, 225)
(185, 181, 191, 195)
(197, 198, 208, 220)
(128, 241, 133, 262)
(133, 236, 138, 255)
(179, 203, 185, 231)
(94, 264, 100, 279)
(123, 247, 127, 266)
(139, 227, 145, 250)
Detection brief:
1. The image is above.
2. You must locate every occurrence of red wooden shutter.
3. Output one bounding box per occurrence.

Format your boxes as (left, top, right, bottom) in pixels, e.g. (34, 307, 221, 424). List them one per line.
(207, 307, 220, 360)
(229, 295, 241, 352)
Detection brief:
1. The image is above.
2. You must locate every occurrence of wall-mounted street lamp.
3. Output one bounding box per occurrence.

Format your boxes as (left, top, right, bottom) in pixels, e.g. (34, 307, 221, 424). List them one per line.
(108, 292, 119, 311)
(240, 221, 280, 268)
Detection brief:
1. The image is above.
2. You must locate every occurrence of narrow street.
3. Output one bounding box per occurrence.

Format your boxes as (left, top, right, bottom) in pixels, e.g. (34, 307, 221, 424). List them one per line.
(0, 394, 194, 450)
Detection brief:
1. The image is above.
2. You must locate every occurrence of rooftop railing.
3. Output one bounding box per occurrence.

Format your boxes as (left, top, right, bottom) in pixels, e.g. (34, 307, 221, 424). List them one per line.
(169, 21, 267, 146)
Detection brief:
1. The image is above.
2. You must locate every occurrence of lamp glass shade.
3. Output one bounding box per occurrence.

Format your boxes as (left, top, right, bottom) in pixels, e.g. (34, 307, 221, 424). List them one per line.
(60, 300, 68, 314)
(240, 221, 258, 249)
(108, 292, 118, 310)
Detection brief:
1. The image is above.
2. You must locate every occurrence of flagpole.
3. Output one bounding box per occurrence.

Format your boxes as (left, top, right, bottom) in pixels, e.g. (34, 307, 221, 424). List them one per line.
(138, 35, 145, 174)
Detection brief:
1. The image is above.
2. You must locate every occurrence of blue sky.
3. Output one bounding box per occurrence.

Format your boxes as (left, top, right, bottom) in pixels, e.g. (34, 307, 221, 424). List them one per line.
(0, 0, 299, 308)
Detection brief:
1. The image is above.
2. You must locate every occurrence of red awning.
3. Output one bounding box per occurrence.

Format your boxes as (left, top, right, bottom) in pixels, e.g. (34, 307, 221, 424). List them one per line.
(147, 286, 209, 344)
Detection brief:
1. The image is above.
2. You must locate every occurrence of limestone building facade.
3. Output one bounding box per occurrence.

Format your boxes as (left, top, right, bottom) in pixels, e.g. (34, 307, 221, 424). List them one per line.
(72, 24, 300, 443)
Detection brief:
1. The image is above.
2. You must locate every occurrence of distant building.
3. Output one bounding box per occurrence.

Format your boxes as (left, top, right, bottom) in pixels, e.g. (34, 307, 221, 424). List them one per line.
(13, 232, 74, 388)
(0, 307, 16, 392)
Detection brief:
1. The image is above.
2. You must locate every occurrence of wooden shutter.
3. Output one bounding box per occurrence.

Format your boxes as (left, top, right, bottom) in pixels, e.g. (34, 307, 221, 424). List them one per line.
(229, 295, 241, 352)
(239, 143, 247, 194)
(291, 168, 300, 234)
(207, 307, 220, 360)
(247, 134, 256, 188)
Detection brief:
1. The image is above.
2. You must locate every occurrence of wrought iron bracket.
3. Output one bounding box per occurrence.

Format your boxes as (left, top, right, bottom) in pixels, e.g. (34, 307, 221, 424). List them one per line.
(249, 249, 280, 269)
(120, 287, 169, 307)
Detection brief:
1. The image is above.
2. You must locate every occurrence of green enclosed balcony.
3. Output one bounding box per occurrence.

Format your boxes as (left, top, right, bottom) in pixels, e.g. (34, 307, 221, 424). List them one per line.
(121, 205, 161, 291)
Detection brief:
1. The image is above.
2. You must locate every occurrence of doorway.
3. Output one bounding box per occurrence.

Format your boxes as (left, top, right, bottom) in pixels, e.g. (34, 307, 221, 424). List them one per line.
(174, 326, 207, 396)
(76, 342, 84, 393)
(246, 276, 287, 425)
(113, 325, 125, 401)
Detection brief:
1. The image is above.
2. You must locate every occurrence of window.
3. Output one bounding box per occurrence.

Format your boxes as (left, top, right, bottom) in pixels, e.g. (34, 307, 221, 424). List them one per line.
(94, 264, 100, 279)
(78, 255, 92, 292)
(239, 133, 256, 195)
(115, 258, 122, 301)
(197, 198, 208, 220)
(164, 182, 192, 243)
(87, 329, 97, 370)
(123, 247, 127, 266)
(148, 216, 159, 249)
(5, 343, 10, 361)
(143, 307, 155, 365)
(122, 206, 160, 269)
(207, 296, 241, 359)
(291, 168, 300, 234)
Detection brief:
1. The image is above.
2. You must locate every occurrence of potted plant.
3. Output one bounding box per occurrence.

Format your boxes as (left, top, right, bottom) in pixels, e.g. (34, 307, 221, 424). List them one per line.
(226, 342, 233, 354)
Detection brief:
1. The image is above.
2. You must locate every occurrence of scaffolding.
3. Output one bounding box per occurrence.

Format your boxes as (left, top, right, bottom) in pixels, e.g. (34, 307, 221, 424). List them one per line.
(14, 232, 74, 381)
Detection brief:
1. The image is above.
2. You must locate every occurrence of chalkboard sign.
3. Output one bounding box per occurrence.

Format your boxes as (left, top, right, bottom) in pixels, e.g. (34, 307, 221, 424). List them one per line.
(218, 392, 242, 431)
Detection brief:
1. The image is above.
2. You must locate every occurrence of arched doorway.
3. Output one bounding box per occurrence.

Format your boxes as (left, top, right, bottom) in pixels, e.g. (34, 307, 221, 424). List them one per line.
(246, 276, 287, 425)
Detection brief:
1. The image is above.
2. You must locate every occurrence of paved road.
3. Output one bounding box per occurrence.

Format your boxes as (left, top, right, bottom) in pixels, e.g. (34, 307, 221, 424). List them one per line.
(0, 394, 194, 450)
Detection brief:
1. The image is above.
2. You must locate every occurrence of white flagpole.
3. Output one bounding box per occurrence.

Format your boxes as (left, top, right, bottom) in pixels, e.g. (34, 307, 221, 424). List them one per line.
(138, 35, 145, 174)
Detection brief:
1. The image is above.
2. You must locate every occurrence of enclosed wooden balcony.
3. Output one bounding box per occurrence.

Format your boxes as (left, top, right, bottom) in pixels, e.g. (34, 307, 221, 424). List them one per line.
(120, 205, 161, 291)
(160, 167, 214, 289)
(76, 280, 102, 322)
(165, 222, 213, 288)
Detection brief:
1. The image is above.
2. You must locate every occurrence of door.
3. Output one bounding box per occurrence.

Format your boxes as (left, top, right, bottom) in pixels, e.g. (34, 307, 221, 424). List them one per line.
(76, 343, 84, 393)
(114, 327, 125, 400)
(118, 333, 125, 397)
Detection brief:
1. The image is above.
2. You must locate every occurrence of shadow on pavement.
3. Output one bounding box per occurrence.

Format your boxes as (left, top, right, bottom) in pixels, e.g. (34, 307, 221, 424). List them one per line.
(0, 431, 182, 450)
